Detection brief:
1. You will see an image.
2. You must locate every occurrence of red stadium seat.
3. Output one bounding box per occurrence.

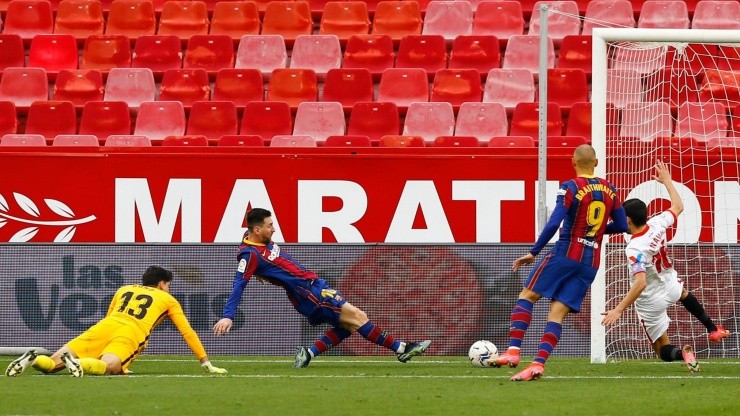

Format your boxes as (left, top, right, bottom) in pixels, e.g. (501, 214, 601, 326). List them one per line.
(289, 35, 342, 79)
(396, 35, 447, 75)
(266, 68, 318, 108)
(319, 1, 371, 43)
(0, 101, 18, 136)
(235, 35, 288, 77)
(528, 1, 581, 43)
(433, 135, 479, 147)
(322, 68, 374, 110)
(547, 135, 588, 147)
(342, 34, 395, 79)
(131, 35, 183, 77)
(293, 101, 346, 141)
(606, 69, 644, 109)
(0, 35, 25, 72)
(347, 101, 400, 141)
(158, 68, 210, 107)
(448, 35, 501, 78)
(619, 101, 673, 142)
(454, 102, 508, 140)
(81, 35, 132, 72)
(52, 134, 100, 146)
(105, 135, 152, 146)
(558, 35, 593, 76)
(509, 102, 564, 139)
(210, 1, 260, 40)
(692, 1, 740, 30)
(25, 101, 77, 138)
(158, 1, 210, 40)
(162, 135, 210, 146)
(212, 68, 264, 107)
(503, 35, 555, 75)
(546, 68, 588, 112)
(487, 136, 535, 148)
(53, 69, 104, 107)
(218, 135, 264, 146)
(79, 101, 131, 138)
(54, 0, 105, 40)
(472, 1, 524, 46)
(644, 68, 699, 107)
(0, 68, 49, 109)
(402, 102, 455, 143)
(28, 34, 79, 75)
(483, 68, 535, 111)
(105, 0, 156, 38)
(371, 1, 423, 43)
(379, 135, 425, 147)
(3, 0, 54, 41)
(134, 101, 186, 140)
(103, 67, 155, 108)
(674, 101, 729, 142)
(324, 135, 372, 147)
(240, 101, 293, 140)
(269, 135, 317, 147)
(431, 69, 483, 108)
(377, 68, 429, 112)
(183, 34, 235, 75)
(421, 1, 473, 41)
(261, 1, 313, 46)
(582, 0, 635, 35)
(638, 0, 689, 29)
(0, 134, 47, 146)
(186, 101, 239, 140)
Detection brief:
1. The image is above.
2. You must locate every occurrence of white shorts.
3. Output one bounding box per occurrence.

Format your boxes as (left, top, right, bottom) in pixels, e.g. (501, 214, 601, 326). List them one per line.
(634, 278, 684, 343)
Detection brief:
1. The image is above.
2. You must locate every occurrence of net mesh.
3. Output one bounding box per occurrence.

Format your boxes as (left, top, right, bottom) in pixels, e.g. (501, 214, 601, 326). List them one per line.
(601, 38, 740, 360)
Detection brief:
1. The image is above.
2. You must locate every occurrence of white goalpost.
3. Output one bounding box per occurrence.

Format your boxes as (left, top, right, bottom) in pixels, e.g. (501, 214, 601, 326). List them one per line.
(589, 28, 740, 363)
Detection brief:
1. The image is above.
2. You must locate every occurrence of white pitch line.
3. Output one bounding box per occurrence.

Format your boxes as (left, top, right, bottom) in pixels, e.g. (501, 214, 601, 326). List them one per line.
(138, 358, 740, 365)
(123, 374, 740, 380)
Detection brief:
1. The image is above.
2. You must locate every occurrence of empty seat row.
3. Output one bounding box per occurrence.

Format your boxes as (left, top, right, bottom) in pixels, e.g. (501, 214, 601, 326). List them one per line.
(0, 65, 590, 111)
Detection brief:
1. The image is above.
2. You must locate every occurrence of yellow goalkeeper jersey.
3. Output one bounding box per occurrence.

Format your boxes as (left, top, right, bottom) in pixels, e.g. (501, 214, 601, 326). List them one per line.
(106, 284, 207, 360)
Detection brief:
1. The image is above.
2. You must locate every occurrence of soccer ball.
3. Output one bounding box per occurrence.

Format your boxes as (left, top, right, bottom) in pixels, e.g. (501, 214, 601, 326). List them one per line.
(468, 340, 498, 367)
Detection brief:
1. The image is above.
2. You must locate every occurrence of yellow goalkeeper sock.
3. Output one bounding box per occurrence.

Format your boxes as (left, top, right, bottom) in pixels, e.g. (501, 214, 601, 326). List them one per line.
(31, 355, 55, 373)
(79, 358, 107, 375)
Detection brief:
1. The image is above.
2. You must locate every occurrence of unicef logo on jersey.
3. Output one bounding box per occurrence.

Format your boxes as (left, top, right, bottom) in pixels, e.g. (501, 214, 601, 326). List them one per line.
(267, 244, 281, 261)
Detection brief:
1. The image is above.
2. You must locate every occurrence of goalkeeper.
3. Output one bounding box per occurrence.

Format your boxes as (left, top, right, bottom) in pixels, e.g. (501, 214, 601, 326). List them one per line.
(601, 161, 729, 372)
(6, 266, 227, 377)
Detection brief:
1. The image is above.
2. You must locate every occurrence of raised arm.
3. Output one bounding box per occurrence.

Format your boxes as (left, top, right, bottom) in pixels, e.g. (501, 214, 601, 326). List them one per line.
(654, 160, 683, 217)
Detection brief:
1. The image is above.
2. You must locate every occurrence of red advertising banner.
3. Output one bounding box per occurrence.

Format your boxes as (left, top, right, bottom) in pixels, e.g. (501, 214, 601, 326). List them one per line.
(0, 147, 737, 243)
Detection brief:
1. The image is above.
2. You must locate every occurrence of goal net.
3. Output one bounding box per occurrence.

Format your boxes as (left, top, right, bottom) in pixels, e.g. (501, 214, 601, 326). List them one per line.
(590, 28, 740, 362)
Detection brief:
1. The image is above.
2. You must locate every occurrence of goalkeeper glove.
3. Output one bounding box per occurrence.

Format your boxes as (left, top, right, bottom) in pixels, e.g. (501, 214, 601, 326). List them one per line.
(202, 361, 228, 374)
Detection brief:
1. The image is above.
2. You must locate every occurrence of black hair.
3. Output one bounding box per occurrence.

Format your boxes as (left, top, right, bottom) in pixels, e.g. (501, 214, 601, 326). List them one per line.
(141, 265, 174, 287)
(246, 208, 272, 231)
(623, 198, 648, 227)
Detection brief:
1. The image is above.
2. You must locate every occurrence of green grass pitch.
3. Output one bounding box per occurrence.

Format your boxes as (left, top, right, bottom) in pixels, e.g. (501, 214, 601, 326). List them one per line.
(2, 355, 739, 416)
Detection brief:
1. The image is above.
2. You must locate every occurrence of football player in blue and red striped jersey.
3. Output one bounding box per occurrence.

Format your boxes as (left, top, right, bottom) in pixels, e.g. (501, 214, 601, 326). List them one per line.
(213, 208, 431, 368)
(491, 144, 629, 381)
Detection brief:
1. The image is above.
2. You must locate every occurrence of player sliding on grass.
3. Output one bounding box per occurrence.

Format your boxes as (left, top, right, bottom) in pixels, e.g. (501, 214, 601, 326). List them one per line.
(6, 266, 227, 377)
(601, 160, 729, 372)
(490, 144, 628, 381)
(213, 208, 431, 368)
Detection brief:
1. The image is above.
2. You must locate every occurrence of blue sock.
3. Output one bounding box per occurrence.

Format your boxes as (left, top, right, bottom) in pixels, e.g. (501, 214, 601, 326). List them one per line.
(534, 321, 562, 365)
(509, 299, 534, 349)
(308, 327, 352, 357)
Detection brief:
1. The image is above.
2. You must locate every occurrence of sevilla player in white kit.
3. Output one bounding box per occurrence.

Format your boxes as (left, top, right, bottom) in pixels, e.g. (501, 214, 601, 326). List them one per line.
(601, 161, 729, 372)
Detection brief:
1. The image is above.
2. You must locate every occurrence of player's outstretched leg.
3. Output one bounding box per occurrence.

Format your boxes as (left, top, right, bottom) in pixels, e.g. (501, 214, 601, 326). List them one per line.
(681, 345, 700, 373)
(396, 340, 432, 363)
(293, 327, 353, 369)
(61, 352, 83, 377)
(5, 349, 38, 377)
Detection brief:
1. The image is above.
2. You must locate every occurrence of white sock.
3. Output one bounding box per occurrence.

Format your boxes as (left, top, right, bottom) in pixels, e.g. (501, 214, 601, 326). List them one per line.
(396, 342, 406, 354)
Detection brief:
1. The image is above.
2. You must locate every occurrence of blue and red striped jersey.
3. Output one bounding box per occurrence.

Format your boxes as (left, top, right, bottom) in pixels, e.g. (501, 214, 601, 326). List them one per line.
(530, 175, 626, 268)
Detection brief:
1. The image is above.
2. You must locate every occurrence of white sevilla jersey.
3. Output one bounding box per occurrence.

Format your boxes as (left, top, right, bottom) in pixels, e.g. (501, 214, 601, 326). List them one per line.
(625, 210, 679, 300)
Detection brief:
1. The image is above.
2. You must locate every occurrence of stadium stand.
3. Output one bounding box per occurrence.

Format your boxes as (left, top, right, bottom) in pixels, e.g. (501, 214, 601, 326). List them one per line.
(53, 69, 105, 106)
